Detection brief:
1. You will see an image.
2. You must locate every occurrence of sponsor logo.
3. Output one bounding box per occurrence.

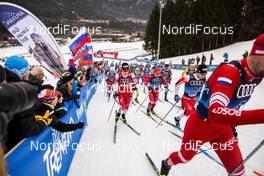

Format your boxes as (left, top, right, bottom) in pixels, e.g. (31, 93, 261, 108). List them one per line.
(151, 77, 161, 83)
(255, 50, 264, 55)
(119, 77, 132, 84)
(237, 84, 256, 99)
(189, 80, 205, 86)
(212, 107, 242, 116)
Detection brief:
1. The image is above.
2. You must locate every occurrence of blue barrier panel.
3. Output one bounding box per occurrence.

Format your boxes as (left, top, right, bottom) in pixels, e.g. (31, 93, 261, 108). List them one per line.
(6, 81, 96, 176)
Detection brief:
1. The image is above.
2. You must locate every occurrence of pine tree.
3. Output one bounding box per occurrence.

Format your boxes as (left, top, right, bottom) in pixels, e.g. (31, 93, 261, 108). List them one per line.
(144, 0, 261, 59)
(144, 3, 160, 59)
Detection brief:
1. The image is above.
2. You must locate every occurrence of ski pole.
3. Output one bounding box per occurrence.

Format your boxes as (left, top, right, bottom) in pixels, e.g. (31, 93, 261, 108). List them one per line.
(156, 102, 177, 128)
(136, 94, 149, 112)
(107, 99, 117, 122)
(228, 139, 264, 176)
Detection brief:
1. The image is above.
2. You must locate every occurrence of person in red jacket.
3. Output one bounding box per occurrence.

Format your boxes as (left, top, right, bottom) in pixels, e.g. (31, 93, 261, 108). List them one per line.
(114, 62, 137, 123)
(160, 33, 264, 176)
(144, 67, 167, 116)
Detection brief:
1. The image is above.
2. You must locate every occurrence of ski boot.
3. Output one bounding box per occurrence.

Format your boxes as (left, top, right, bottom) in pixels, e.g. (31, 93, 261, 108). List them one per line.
(146, 109, 151, 116)
(150, 108, 156, 116)
(121, 113, 127, 123)
(160, 159, 171, 176)
(164, 97, 168, 102)
(115, 112, 121, 122)
(107, 93, 111, 102)
(174, 116, 180, 129)
(135, 97, 139, 103)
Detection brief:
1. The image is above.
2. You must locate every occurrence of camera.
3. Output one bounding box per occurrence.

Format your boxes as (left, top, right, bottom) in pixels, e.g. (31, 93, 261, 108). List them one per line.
(0, 82, 38, 142)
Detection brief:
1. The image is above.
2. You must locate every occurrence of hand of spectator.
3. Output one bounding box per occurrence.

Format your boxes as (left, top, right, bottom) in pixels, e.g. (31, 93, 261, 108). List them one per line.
(77, 122, 85, 129)
(35, 110, 53, 126)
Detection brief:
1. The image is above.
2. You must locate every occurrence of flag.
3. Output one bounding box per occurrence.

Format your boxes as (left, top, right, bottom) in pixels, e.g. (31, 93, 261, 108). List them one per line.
(68, 28, 92, 55)
(68, 28, 94, 66)
(77, 44, 94, 66)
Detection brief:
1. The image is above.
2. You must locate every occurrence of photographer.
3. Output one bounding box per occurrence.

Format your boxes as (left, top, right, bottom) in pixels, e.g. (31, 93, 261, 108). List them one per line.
(0, 65, 7, 176)
(0, 81, 38, 176)
(3, 56, 48, 151)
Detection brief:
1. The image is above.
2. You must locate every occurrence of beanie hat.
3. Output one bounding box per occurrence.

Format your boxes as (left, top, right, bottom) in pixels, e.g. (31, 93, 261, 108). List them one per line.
(38, 88, 61, 104)
(0, 64, 6, 82)
(68, 65, 77, 75)
(250, 34, 264, 56)
(4, 55, 30, 78)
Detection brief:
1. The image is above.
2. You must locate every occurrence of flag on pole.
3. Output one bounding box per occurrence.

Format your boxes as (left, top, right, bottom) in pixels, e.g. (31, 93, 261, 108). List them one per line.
(68, 28, 93, 66)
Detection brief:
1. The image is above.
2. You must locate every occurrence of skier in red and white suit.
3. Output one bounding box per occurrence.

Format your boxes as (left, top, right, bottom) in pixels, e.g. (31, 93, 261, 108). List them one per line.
(114, 62, 137, 122)
(144, 67, 168, 116)
(160, 34, 264, 176)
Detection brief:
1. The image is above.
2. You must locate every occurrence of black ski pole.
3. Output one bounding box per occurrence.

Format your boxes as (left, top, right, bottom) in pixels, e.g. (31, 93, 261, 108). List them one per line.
(136, 94, 149, 112)
(228, 139, 264, 176)
(107, 99, 116, 122)
(156, 102, 177, 128)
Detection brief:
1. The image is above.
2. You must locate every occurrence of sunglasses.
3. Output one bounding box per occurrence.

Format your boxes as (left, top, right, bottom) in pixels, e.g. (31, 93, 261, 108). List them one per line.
(122, 67, 129, 70)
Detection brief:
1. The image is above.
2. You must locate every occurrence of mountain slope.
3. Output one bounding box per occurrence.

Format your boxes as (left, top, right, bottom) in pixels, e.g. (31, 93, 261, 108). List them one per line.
(3, 0, 155, 20)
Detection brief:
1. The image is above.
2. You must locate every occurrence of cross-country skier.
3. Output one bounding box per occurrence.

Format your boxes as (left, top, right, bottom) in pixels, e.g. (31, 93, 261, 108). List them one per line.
(142, 64, 151, 92)
(105, 66, 116, 101)
(144, 67, 168, 116)
(161, 64, 172, 101)
(174, 64, 208, 128)
(160, 34, 264, 176)
(114, 63, 137, 123)
(132, 67, 141, 103)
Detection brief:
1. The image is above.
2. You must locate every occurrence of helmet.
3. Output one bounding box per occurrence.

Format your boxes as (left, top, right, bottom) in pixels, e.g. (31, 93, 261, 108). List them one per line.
(153, 67, 161, 75)
(165, 64, 169, 68)
(122, 62, 129, 69)
(197, 64, 208, 74)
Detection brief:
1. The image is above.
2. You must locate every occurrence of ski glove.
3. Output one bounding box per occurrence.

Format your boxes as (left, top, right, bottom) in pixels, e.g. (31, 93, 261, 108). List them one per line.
(77, 122, 85, 129)
(35, 110, 53, 126)
(113, 92, 119, 99)
(174, 95, 180, 103)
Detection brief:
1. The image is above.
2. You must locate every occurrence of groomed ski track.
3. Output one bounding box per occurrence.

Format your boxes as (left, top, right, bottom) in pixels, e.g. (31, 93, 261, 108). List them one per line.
(69, 69, 264, 176)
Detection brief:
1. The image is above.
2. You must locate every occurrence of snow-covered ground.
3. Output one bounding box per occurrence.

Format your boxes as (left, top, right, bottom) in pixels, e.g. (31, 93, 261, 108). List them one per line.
(68, 40, 263, 176)
(0, 40, 263, 176)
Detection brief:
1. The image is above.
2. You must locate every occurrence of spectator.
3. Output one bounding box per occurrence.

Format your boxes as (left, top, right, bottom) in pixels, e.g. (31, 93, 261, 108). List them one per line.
(57, 66, 79, 102)
(209, 53, 214, 65)
(86, 66, 92, 82)
(3, 55, 47, 151)
(187, 58, 191, 66)
(76, 70, 87, 89)
(0, 65, 6, 83)
(191, 58, 195, 65)
(201, 54, 206, 65)
(35, 88, 84, 132)
(196, 56, 200, 65)
(28, 67, 45, 86)
(181, 59, 185, 66)
(223, 52, 229, 62)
